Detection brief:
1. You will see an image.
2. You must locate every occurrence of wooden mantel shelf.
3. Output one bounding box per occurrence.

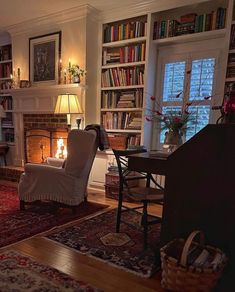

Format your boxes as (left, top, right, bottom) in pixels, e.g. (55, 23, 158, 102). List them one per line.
(0, 83, 86, 113)
(0, 83, 86, 96)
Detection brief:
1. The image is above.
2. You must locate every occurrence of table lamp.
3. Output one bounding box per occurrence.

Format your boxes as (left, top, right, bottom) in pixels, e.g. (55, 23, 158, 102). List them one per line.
(54, 94, 83, 129)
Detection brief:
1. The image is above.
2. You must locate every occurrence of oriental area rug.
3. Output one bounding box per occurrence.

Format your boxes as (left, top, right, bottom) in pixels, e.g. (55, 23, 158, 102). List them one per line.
(46, 209, 162, 278)
(0, 250, 101, 291)
(0, 184, 108, 248)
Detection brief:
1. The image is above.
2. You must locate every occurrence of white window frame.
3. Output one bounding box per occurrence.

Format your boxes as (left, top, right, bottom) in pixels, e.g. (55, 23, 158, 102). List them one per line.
(153, 47, 221, 148)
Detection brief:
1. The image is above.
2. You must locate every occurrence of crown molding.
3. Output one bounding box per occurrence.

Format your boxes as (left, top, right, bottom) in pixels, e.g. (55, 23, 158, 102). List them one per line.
(6, 4, 100, 36)
(100, 0, 208, 23)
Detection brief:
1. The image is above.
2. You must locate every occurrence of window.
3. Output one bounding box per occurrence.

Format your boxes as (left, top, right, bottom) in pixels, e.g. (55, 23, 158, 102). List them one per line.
(159, 57, 216, 143)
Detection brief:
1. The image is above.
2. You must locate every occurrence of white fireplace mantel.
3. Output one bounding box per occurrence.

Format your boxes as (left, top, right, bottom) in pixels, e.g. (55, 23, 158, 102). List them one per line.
(0, 83, 86, 166)
(0, 83, 85, 113)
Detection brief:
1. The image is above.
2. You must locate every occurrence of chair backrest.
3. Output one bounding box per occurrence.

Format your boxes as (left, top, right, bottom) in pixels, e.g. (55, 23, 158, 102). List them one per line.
(65, 129, 98, 177)
(112, 149, 147, 191)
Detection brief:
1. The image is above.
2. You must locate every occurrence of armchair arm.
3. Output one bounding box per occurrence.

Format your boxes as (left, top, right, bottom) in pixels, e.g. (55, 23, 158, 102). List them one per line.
(24, 163, 66, 175)
(46, 157, 65, 168)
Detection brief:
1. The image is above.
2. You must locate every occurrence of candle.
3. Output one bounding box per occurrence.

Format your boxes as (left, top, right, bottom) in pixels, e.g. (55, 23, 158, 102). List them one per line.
(69, 59, 71, 69)
(63, 69, 67, 84)
(10, 74, 13, 79)
(17, 67, 20, 77)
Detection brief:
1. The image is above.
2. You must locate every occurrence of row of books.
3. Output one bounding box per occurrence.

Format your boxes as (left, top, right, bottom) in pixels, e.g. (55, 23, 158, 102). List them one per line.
(0, 63, 12, 78)
(101, 67, 144, 87)
(226, 67, 235, 78)
(0, 97, 13, 110)
(2, 129, 14, 143)
(128, 134, 141, 146)
(101, 90, 143, 109)
(103, 43, 146, 65)
(0, 45, 11, 62)
(104, 21, 147, 43)
(102, 111, 142, 130)
(230, 24, 235, 50)
(153, 7, 226, 39)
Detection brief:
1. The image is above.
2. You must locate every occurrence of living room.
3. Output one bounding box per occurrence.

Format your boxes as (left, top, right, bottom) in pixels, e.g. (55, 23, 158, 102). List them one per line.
(0, 0, 234, 291)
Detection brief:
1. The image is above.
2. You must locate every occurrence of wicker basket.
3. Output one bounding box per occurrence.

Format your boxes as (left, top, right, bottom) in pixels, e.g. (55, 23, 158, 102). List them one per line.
(108, 135, 127, 150)
(160, 231, 227, 292)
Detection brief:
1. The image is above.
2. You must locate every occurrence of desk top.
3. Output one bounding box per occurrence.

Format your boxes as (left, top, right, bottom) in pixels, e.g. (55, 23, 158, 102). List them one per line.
(127, 151, 169, 175)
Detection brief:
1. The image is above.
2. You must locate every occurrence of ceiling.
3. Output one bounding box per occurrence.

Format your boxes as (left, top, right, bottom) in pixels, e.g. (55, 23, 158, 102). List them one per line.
(0, 0, 149, 31)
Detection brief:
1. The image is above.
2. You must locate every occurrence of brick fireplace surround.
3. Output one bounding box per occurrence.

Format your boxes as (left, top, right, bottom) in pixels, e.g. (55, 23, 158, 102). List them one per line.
(23, 114, 68, 164)
(7, 84, 84, 167)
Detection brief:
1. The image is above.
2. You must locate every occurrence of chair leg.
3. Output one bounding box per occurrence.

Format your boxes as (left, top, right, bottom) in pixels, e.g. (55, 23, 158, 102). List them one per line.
(142, 201, 148, 249)
(20, 200, 25, 211)
(116, 190, 123, 233)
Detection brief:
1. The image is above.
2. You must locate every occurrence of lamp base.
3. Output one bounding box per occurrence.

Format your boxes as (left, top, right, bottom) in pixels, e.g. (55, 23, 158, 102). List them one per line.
(76, 118, 82, 129)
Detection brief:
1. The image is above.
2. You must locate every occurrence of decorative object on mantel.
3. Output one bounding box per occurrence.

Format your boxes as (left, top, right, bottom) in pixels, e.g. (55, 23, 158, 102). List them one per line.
(29, 31, 61, 84)
(54, 93, 83, 129)
(19, 80, 31, 88)
(160, 230, 227, 292)
(68, 64, 86, 84)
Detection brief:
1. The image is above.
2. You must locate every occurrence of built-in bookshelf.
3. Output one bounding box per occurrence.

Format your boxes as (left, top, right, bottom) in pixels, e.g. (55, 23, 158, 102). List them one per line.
(0, 44, 12, 90)
(152, 6, 227, 41)
(101, 15, 147, 149)
(0, 94, 14, 143)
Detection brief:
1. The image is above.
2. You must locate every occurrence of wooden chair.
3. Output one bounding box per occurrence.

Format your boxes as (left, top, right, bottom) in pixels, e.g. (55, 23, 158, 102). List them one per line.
(113, 149, 164, 249)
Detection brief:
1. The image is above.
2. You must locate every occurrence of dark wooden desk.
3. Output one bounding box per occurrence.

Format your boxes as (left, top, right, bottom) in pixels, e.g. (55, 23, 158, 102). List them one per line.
(127, 151, 169, 176)
(128, 125, 235, 290)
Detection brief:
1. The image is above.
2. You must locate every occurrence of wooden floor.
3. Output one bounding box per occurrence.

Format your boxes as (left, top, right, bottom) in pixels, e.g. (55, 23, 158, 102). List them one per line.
(2, 181, 164, 292)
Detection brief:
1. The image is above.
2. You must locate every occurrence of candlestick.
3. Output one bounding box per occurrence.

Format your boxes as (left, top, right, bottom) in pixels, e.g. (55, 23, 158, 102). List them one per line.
(63, 69, 67, 84)
(59, 59, 63, 84)
(69, 59, 71, 69)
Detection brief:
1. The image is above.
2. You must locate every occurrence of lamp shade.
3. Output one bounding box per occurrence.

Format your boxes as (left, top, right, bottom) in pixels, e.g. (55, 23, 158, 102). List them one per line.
(54, 94, 83, 114)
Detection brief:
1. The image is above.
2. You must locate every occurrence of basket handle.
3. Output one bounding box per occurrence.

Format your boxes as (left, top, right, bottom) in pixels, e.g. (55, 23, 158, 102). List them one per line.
(180, 230, 205, 267)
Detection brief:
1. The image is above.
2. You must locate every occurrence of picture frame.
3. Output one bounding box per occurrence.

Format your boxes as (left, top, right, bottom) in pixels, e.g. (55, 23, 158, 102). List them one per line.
(29, 31, 61, 84)
(20, 80, 31, 88)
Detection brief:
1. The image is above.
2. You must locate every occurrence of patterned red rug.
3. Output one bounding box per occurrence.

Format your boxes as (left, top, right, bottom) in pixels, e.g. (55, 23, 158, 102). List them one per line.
(46, 209, 162, 278)
(0, 184, 108, 248)
(0, 250, 101, 291)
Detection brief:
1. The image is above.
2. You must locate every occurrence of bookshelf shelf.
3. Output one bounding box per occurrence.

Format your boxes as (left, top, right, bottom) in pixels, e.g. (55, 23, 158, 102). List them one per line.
(225, 77, 235, 82)
(107, 129, 142, 133)
(0, 77, 12, 81)
(101, 108, 143, 112)
(100, 16, 148, 150)
(0, 59, 12, 64)
(101, 85, 144, 90)
(229, 49, 235, 53)
(102, 36, 147, 48)
(102, 61, 145, 69)
(153, 28, 226, 46)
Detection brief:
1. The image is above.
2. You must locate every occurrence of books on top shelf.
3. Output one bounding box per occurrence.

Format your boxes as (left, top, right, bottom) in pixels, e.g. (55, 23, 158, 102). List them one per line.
(230, 24, 235, 50)
(101, 89, 143, 109)
(101, 67, 144, 87)
(103, 43, 145, 65)
(153, 7, 227, 40)
(0, 45, 12, 62)
(0, 96, 13, 110)
(0, 62, 12, 78)
(104, 20, 147, 43)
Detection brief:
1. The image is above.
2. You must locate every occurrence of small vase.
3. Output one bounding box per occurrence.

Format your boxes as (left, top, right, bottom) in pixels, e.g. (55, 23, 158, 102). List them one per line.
(73, 75, 80, 84)
(163, 130, 183, 152)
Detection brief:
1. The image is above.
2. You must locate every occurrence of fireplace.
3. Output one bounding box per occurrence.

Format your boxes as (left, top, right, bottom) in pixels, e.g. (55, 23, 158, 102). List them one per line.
(24, 114, 68, 164)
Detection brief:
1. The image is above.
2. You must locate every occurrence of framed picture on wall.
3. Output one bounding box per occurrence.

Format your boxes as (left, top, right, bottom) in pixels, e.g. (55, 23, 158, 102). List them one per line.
(29, 31, 61, 84)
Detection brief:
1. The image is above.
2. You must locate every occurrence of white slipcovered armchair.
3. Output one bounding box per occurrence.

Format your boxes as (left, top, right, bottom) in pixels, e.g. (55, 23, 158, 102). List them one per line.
(18, 129, 98, 211)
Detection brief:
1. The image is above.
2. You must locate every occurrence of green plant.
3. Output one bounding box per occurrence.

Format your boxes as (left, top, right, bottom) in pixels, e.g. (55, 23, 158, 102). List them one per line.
(68, 64, 86, 77)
